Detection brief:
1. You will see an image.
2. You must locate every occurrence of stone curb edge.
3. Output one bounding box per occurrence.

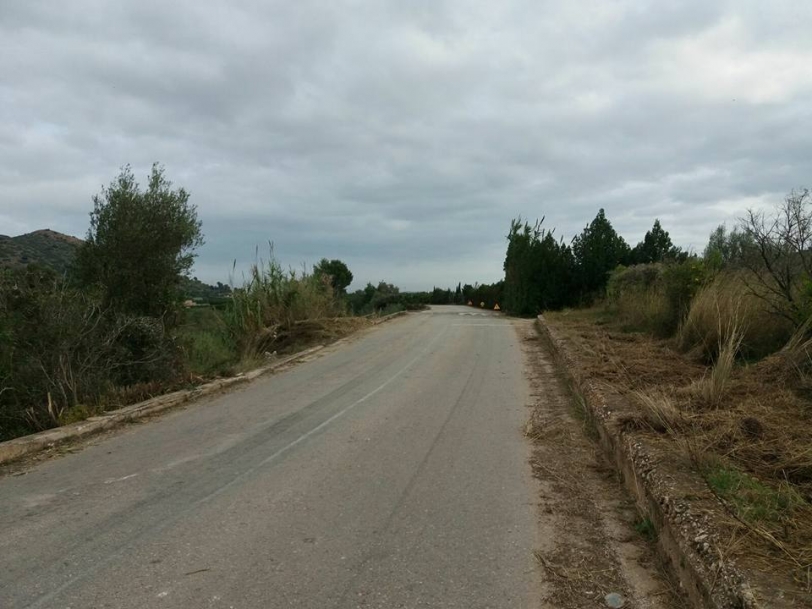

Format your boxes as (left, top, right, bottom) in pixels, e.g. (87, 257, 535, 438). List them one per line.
(0, 310, 413, 467)
(536, 314, 760, 609)
(0, 344, 329, 467)
(371, 310, 408, 324)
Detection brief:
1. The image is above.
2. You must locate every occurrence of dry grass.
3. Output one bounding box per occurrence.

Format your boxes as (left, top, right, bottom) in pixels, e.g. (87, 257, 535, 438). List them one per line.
(780, 315, 812, 383)
(678, 273, 792, 361)
(613, 287, 672, 337)
(545, 307, 812, 593)
(629, 389, 685, 434)
(225, 247, 348, 358)
(684, 321, 742, 408)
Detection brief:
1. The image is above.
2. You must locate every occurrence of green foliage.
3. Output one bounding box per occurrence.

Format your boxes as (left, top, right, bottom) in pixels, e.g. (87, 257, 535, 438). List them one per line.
(0, 230, 81, 275)
(180, 330, 236, 377)
(314, 259, 354, 294)
(703, 224, 753, 271)
(0, 266, 180, 439)
(503, 218, 574, 315)
(74, 164, 204, 322)
(707, 466, 804, 525)
(630, 219, 685, 264)
(572, 209, 630, 300)
(661, 258, 708, 330)
(634, 517, 657, 541)
(175, 308, 236, 377)
(462, 281, 503, 310)
(180, 276, 232, 306)
(224, 248, 344, 357)
(607, 260, 708, 337)
(347, 281, 402, 314)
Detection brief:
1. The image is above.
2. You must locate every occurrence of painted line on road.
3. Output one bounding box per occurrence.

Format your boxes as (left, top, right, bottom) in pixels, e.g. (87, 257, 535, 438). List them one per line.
(23, 321, 449, 609)
(451, 323, 511, 327)
(205, 323, 448, 498)
(103, 473, 139, 485)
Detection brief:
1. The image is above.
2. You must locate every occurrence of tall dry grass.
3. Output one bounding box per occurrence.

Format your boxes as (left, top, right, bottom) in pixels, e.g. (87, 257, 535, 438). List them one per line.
(224, 247, 346, 358)
(686, 322, 743, 408)
(678, 273, 793, 361)
(630, 388, 685, 434)
(612, 286, 673, 336)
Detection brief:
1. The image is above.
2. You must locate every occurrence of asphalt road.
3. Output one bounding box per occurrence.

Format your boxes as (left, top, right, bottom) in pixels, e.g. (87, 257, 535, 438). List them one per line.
(0, 306, 539, 609)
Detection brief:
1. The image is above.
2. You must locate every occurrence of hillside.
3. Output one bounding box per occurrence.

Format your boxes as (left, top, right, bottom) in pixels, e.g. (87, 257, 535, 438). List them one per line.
(0, 229, 82, 275)
(0, 229, 229, 302)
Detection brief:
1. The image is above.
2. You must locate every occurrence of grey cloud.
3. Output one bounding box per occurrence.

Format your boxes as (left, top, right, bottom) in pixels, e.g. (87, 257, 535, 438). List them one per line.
(2, 0, 811, 290)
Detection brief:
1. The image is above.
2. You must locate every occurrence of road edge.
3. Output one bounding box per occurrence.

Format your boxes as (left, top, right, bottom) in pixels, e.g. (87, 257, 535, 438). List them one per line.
(536, 314, 761, 609)
(0, 311, 410, 467)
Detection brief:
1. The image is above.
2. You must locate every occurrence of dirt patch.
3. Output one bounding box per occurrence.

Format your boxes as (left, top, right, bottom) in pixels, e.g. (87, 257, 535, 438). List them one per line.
(544, 308, 812, 606)
(516, 320, 685, 609)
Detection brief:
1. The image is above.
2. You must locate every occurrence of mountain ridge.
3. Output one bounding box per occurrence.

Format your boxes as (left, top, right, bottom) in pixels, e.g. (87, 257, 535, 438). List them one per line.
(0, 229, 83, 275)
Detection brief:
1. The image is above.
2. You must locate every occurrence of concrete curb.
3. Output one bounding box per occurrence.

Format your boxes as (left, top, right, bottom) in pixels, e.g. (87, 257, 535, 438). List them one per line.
(371, 310, 408, 324)
(536, 315, 761, 609)
(0, 345, 325, 467)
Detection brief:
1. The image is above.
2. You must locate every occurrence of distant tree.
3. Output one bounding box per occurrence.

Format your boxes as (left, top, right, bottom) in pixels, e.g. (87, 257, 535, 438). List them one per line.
(454, 282, 463, 304)
(572, 209, 630, 299)
(503, 217, 575, 315)
(369, 281, 401, 311)
(503, 218, 539, 314)
(430, 287, 453, 304)
(314, 258, 353, 294)
(74, 164, 203, 321)
(703, 224, 753, 270)
(631, 219, 677, 264)
(472, 281, 504, 310)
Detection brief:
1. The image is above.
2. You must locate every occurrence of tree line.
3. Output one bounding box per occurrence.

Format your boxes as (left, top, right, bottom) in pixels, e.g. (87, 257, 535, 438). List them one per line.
(501, 210, 686, 315)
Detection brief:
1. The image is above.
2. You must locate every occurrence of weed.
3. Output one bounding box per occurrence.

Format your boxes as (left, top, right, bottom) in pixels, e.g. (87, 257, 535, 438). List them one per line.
(706, 466, 805, 525)
(634, 517, 657, 541)
(182, 330, 236, 377)
(57, 404, 96, 426)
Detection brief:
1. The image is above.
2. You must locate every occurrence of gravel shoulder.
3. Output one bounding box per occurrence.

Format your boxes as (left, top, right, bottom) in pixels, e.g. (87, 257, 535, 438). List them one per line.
(516, 319, 686, 609)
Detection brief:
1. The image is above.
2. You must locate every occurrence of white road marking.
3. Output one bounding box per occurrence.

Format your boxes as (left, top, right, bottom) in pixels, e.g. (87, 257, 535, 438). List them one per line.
(23, 324, 449, 609)
(103, 473, 139, 485)
(451, 324, 510, 327)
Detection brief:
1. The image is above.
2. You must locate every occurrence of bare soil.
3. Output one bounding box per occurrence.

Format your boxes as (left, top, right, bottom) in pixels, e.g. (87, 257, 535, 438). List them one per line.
(516, 320, 686, 609)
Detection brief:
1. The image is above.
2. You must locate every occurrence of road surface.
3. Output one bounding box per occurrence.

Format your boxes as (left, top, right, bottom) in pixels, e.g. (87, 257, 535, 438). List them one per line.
(0, 306, 539, 608)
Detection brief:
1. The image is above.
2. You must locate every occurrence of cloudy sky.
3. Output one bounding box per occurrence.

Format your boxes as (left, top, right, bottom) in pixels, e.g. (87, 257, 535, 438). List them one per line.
(2, 1, 811, 290)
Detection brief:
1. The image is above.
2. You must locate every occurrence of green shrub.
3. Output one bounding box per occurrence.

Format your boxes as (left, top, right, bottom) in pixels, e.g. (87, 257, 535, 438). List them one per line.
(224, 248, 345, 358)
(181, 330, 236, 377)
(661, 259, 707, 331)
(607, 260, 708, 337)
(0, 266, 182, 439)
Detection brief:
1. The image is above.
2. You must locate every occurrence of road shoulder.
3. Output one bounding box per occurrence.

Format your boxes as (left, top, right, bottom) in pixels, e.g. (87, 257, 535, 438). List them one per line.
(516, 319, 684, 609)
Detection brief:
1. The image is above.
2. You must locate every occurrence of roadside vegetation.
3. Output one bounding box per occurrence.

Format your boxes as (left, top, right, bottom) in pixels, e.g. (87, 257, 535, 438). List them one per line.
(1, 163, 514, 442)
(517, 190, 812, 593)
(0, 165, 472, 442)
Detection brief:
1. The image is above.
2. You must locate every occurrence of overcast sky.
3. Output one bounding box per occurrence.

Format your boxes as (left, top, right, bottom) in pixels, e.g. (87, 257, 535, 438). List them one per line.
(2, 1, 811, 290)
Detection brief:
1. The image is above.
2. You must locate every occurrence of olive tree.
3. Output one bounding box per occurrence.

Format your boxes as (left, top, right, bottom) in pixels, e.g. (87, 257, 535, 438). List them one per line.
(75, 164, 204, 321)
